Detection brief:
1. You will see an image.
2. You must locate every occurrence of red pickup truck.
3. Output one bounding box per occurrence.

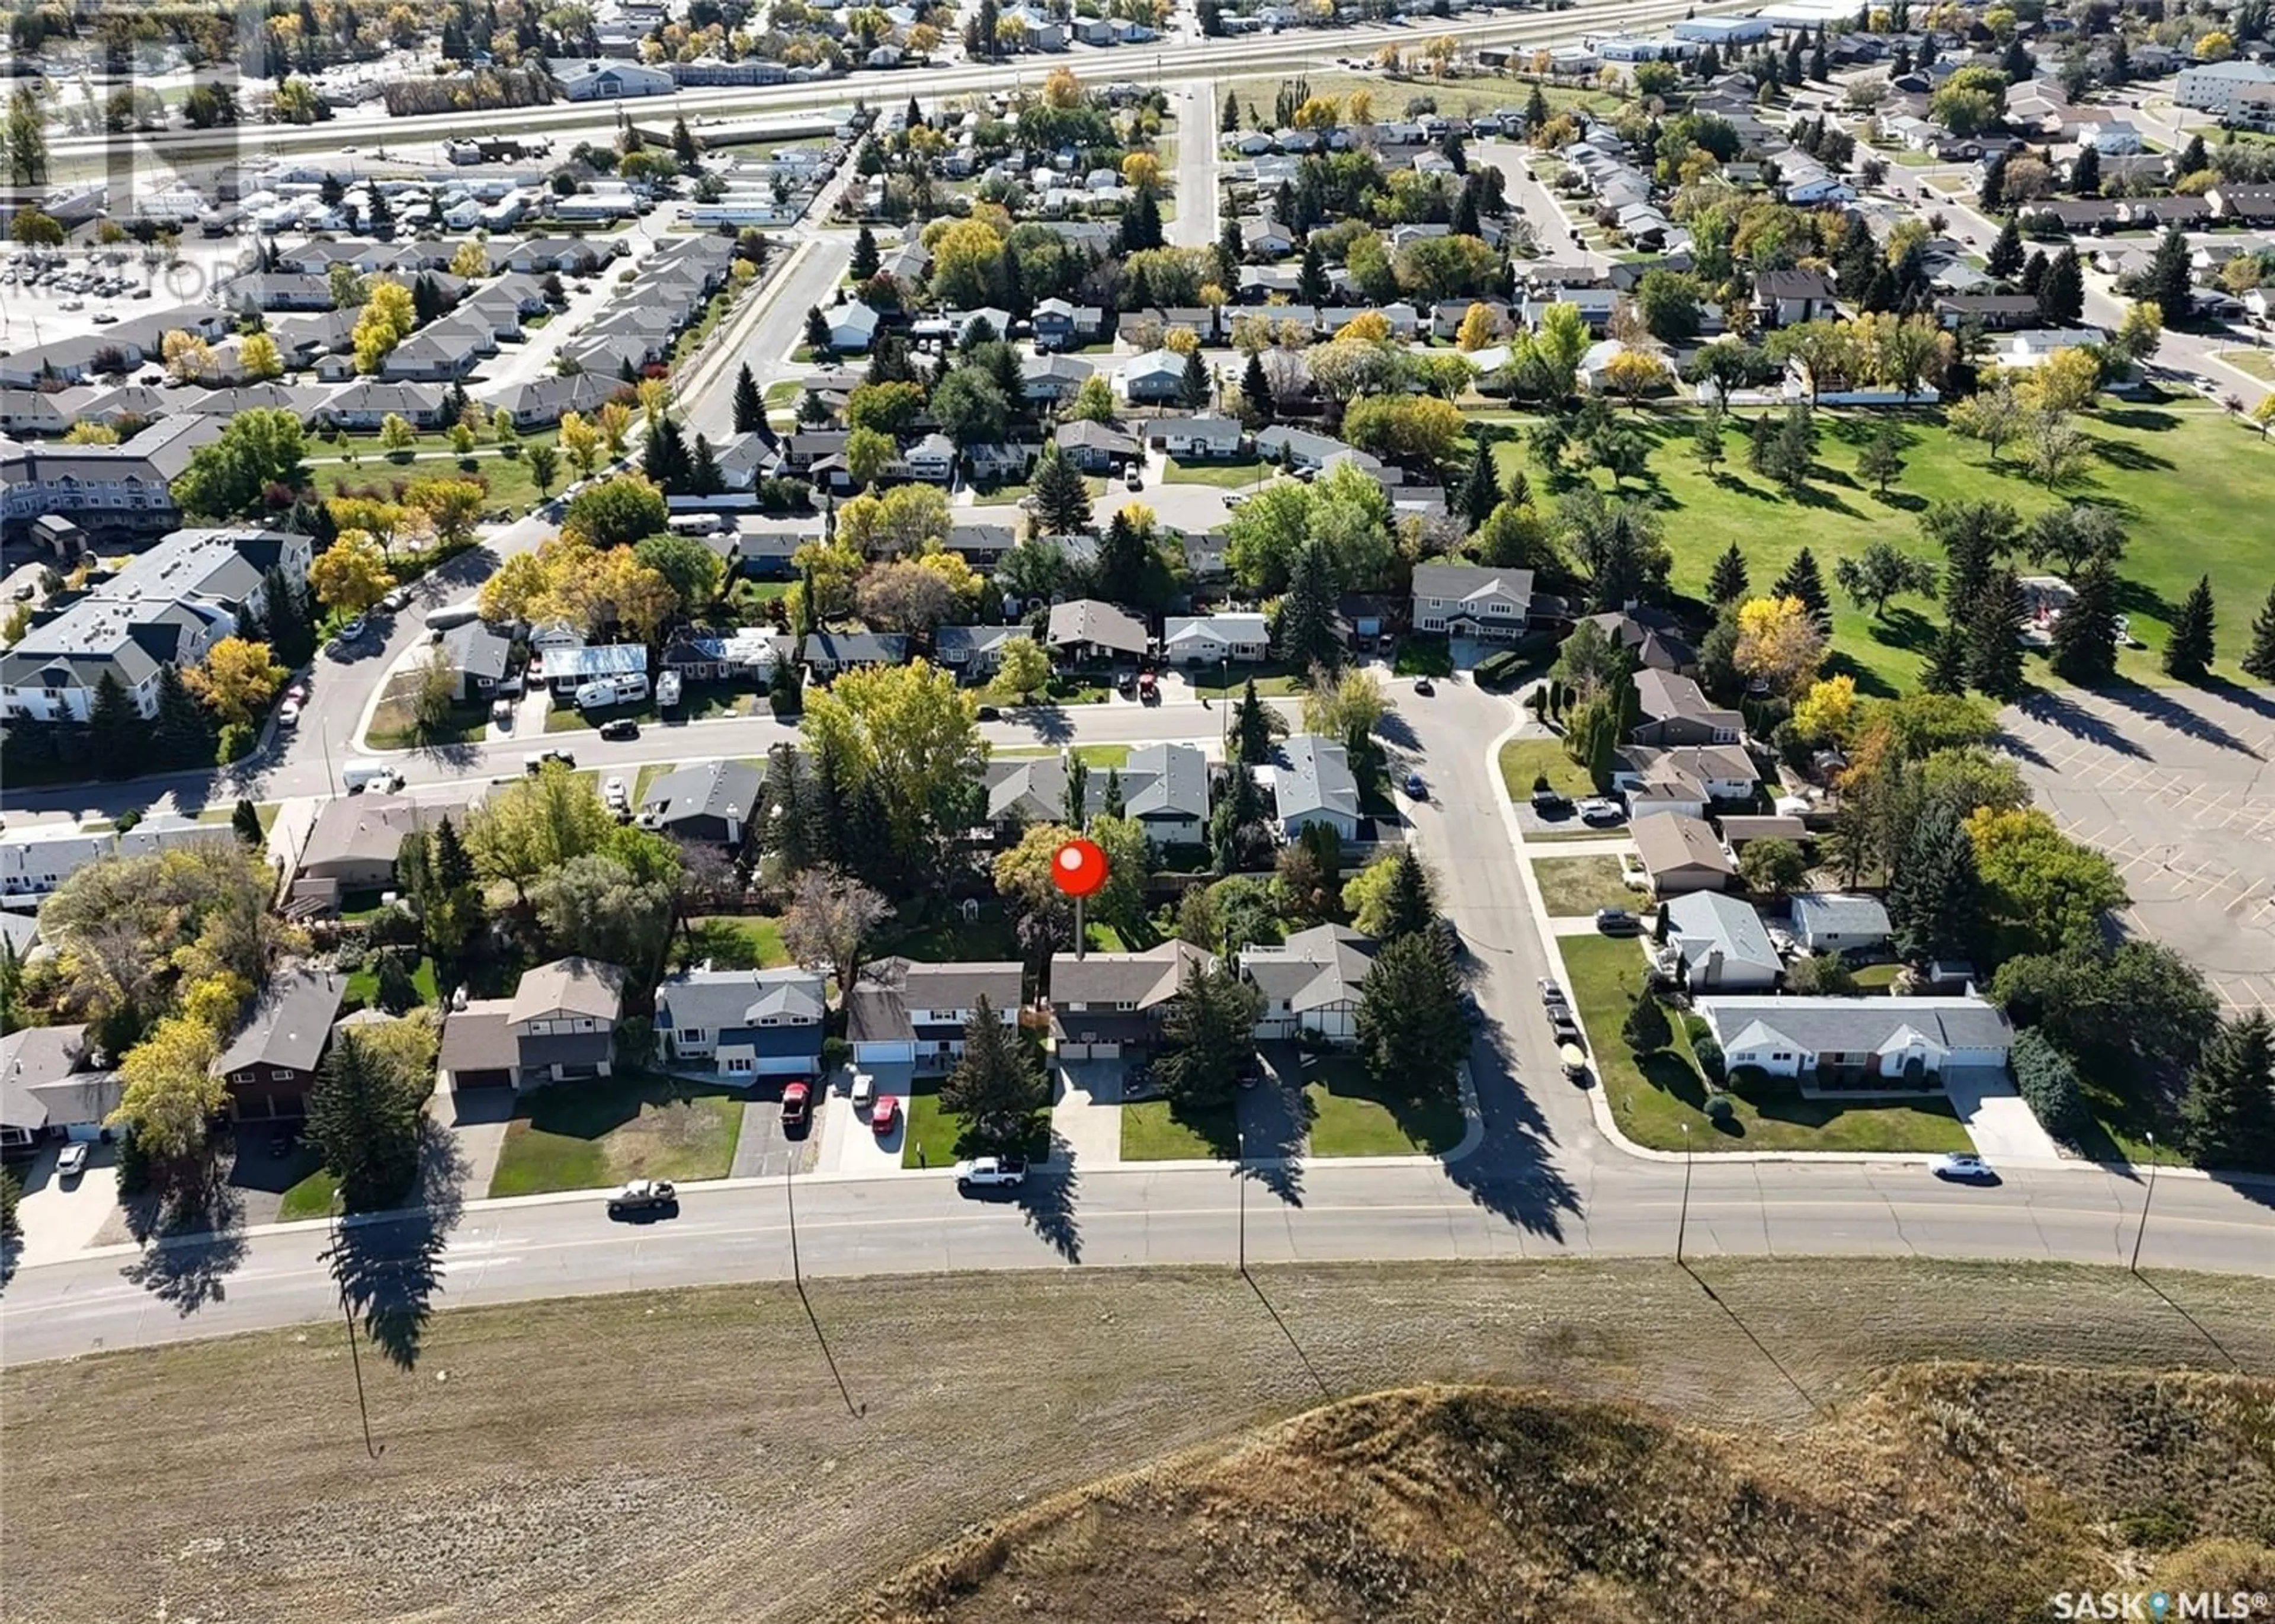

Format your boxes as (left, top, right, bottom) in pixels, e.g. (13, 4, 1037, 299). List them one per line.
(781, 1080, 811, 1128)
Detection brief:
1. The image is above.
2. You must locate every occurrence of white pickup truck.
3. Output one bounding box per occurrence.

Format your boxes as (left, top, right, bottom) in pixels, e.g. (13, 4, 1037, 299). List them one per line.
(953, 1156, 1028, 1191)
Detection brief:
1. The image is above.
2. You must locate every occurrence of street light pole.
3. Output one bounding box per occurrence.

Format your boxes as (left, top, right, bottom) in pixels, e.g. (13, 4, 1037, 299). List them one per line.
(1675, 1122, 1692, 1266)
(785, 1158, 802, 1286)
(1236, 1122, 1247, 1275)
(2130, 1130, 2159, 1273)
(329, 1201, 380, 1459)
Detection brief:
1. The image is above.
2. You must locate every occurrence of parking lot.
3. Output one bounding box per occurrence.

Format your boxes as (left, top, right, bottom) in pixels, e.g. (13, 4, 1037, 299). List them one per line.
(2000, 686, 2275, 1014)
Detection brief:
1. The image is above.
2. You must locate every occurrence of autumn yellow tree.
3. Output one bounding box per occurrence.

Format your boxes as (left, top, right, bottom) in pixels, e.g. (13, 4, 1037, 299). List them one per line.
(595, 399, 633, 457)
(2017, 346, 2098, 417)
(1121, 152, 1162, 191)
(1162, 325, 1202, 357)
(161, 329, 213, 384)
(377, 411, 416, 453)
(404, 476, 487, 550)
(352, 278, 416, 373)
(1042, 66, 1084, 108)
(1338, 310, 1392, 343)
(573, 544, 678, 640)
(105, 1014, 226, 1170)
(559, 409, 601, 477)
(1603, 348, 1670, 405)
(1454, 302, 1506, 351)
(1791, 673, 1858, 743)
(307, 530, 396, 615)
(62, 421, 118, 444)
(635, 375, 672, 428)
(1346, 87, 1374, 125)
(1733, 595, 1827, 697)
(479, 549, 556, 624)
(448, 239, 489, 278)
(238, 331, 283, 380)
(186, 636, 286, 726)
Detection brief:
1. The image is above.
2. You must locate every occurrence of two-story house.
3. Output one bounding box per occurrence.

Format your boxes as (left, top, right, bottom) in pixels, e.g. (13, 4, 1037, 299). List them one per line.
(1049, 940, 1215, 1059)
(934, 623, 1036, 683)
(438, 957, 626, 1091)
(1243, 924, 1374, 1045)
(847, 957, 1024, 1071)
(212, 966, 350, 1120)
(655, 966, 826, 1080)
(1409, 563, 1533, 642)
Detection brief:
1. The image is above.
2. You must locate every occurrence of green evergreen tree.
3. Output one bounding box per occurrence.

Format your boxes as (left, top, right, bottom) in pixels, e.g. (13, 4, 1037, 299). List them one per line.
(1707, 542, 1749, 604)
(2148, 226, 2194, 325)
(940, 994, 1047, 1155)
(432, 815, 474, 889)
(688, 433, 724, 498)
(1967, 568, 2028, 699)
(1030, 445, 1094, 535)
(1063, 752, 1090, 829)
(150, 664, 215, 770)
(1377, 848, 1436, 945)
(1274, 539, 1342, 675)
(1922, 620, 1972, 695)
(851, 224, 879, 280)
(1240, 349, 1273, 425)
(1153, 959, 1261, 1109)
(86, 669, 147, 780)
(1101, 768, 1124, 820)
(1986, 215, 2024, 280)
(1886, 805, 1982, 963)
(264, 567, 315, 670)
(1234, 678, 1276, 766)
(1179, 347, 1210, 411)
(1773, 546, 1829, 622)
(1746, 411, 1777, 475)
(2070, 142, 2100, 197)
(1357, 931, 1467, 1101)
(2164, 574, 2216, 681)
(1857, 423, 1906, 495)
(231, 797, 264, 847)
(2049, 556, 2120, 685)
(2180, 1010, 2275, 1173)
(307, 1031, 422, 1213)
(2242, 584, 2275, 684)
(1457, 435, 1501, 531)
(374, 952, 419, 1015)
(732, 363, 762, 434)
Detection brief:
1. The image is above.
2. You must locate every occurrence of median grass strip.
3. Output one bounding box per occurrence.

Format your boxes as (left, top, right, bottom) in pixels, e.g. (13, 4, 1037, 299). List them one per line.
(1301, 1058, 1465, 1157)
(1498, 736, 1592, 801)
(1559, 934, 1973, 1154)
(1531, 856, 1638, 917)
(488, 1074, 745, 1197)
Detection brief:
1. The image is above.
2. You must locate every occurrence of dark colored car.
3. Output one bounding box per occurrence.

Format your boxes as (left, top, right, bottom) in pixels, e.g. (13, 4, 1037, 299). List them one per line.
(1595, 907, 1640, 934)
(598, 718, 639, 741)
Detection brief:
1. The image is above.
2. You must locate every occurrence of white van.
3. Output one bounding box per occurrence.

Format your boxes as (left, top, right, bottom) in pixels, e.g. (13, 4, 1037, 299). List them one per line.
(341, 760, 403, 793)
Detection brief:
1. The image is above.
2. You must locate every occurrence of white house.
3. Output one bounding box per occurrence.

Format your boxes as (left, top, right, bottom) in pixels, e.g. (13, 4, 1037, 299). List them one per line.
(1275, 734, 1361, 841)
(1244, 924, 1374, 1043)
(1790, 893, 1894, 956)
(847, 957, 1023, 1072)
(1409, 562, 1533, 640)
(1697, 996, 2014, 1089)
(825, 302, 882, 353)
(1661, 892, 1781, 990)
(1161, 612, 1268, 666)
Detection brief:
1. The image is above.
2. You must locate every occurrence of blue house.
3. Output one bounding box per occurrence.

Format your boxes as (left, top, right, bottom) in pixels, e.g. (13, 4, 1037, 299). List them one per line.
(656, 968, 827, 1080)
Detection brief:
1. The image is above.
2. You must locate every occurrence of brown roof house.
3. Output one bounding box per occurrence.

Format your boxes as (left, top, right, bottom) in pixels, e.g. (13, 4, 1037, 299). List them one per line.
(847, 957, 1024, 1072)
(438, 956, 626, 1091)
(1630, 811, 1736, 898)
(292, 792, 478, 902)
(1048, 940, 1214, 1059)
(1629, 669, 1742, 749)
(213, 966, 350, 1119)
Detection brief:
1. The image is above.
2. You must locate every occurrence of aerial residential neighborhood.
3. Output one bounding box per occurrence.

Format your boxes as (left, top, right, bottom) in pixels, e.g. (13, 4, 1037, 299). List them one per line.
(1, 0, 2273, 1616)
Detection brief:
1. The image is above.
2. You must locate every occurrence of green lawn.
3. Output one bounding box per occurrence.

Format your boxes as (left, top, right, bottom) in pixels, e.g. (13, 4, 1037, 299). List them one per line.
(489, 1074, 746, 1197)
(1392, 635, 1456, 678)
(972, 475, 1107, 505)
(995, 744, 1133, 767)
(675, 914, 790, 971)
(1559, 935, 1973, 1155)
(1165, 455, 1274, 489)
(2215, 348, 2275, 383)
(1302, 1058, 1465, 1157)
(632, 761, 675, 804)
(874, 902, 1021, 965)
(1532, 856, 1637, 916)
(1120, 1097, 1237, 1161)
(1487, 405, 2274, 691)
(277, 1165, 339, 1222)
(1498, 736, 1592, 801)
(344, 953, 438, 1011)
(1186, 661, 1302, 697)
(364, 680, 486, 751)
(1043, 675, 1110, 705)
(193, 802, 280, 835)
(900, 1076, 1050, 1169)
(309, 448, 548, 518)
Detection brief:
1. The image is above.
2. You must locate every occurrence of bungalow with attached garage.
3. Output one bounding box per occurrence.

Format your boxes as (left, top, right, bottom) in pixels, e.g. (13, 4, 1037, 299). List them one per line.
(1661, 892, 1782, 991)
(848, 957, 1024, 1071)
(440, 620, 515, 702)
(0, 1024, 121, 1151)
(1049, 940, 1215, 1058)
(292, 792, 479, 899)
(439, 956, 626, 1092)
(802, 630, 908, 678)
(1242, 923, 1374, 1044)
(1162, 611, 1268, 666)
(661, 627, 797, 683)
(934, 623, 1034, 681)
(1118, 348, 1189, 404)
(637, 758, 762, 848)
(1630, 811, 1736, 896)
(212, 966, 350, 1119)
(1151, 414, 1244, 459)
(656, 967, 827, 1079)
(1114, 742, 1212, 844)
(1054, 418, 1141, 472)
(1409, 562, 1533, 640)
(1616, 744, 1758, 821)
(1697, 995, 2013, 1090)
(1790, 893, 1893, 956)
(902, 432, 957, 482)
(1630, 668, 1742, 748)
(1275, 734, 1361, 843)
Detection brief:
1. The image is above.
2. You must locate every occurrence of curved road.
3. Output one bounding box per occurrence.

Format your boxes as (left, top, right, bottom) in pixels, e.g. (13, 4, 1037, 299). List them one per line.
(5, 679, 2271, 1367)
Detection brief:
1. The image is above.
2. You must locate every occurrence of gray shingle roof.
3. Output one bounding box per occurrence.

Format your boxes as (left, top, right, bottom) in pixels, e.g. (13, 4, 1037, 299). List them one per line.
(1662, 892, 1779, 968)
(1276, 734, 1358, 824)
(508, 957, 626, 1025)
(639, 759, 761, 828)
(658, 968, 827, 1033)
(1791, 893, 1893, 938)
(1240, 923, 1373, 1011)
(1699, 996, 2014, 1056)
(1122, 742, 1209, 821)
(1050, 940, 1212, 1010)
(213, 968, 348, 1078)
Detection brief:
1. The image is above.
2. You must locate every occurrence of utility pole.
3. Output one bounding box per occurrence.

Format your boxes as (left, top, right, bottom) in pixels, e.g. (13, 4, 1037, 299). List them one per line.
(2129, 1130, 2159, 1273)
(329, 1202, 381, 1459)
(784, 1158, 802, 1285)
(1236, 1122, 1247, 1275)
(1675, 1122, 1692, 1266)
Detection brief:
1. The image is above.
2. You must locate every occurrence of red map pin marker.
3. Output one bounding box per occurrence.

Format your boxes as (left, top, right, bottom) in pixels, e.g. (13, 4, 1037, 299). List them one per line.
(1051, 837, 1108, 899)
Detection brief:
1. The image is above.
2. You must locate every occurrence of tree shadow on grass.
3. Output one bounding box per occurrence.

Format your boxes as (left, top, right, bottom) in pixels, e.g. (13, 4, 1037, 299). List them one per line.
(1865, 605, 1938, 655)
(2084, 434, 2174, 473)
(1871, 489, 1929, 512)
(1821, 651, 1901, 700)
(1017, 1130, 1081, 1263)
(1792, 482, 1864, 520)
(2095, 406, 2181, 434)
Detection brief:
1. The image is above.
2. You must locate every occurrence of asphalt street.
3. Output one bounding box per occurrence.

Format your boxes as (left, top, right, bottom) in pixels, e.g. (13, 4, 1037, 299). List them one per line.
(5, 677, 2271, 1367)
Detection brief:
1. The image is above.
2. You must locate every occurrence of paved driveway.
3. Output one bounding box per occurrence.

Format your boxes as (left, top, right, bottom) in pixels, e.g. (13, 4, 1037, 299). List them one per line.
(1053, 1059, 1126, 1170)
(732, 1077, 822, 1179)
(2001, 686, 2275, 1014)
(9, 1143, 122, 1267)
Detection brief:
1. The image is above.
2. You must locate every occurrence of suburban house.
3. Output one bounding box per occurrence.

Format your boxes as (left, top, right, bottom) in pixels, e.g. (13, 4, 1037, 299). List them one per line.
(655, 967, 827, 1079)
(0, 824, 117, 900)
(1031, 297, 1107, 350)
(1049, 940, 1215, 1058)
(934, 623, 1036, 681)
(1615, 744, 1759, 820)
(661, 628, 797, 683)
(440, 621, 515, 702)
(212, 966, 350, 1119)
(847, 957, 1024, 1072)
(0, 1024, 121, 1152)
(1044, 598, 1151, 665)
(1161, 611, 1268, 665)
(1696, 996, 2014, 1089)
(824, 302, 882, 353)
(984, 752, 1076, 826)
(1753, 268, 1838, 327)
(1055, 418, 1143, 472)
(1021, 353, 1094, 403)
(1113, 742, 1212, 845)
(292, 793, 478, 901)
(438, 957, 626, 1091)
(637, 758, 762, 847)
(1718, 814, 1811, 852)
(1631, 811, 1736, 896)
(1410, 563, 1533, 640)
(1630, 669, 1742, 748)
(1661, 891, 1781, 990)
(1583, 606, 1697, 674)
(802, 630, 908, 678)
(1118, 348, 1189, 403)
(1275, 734, 1361, 842)
(1790, 893, 1894, 956)
(1152, 414, 1244, 459)
(1243, 923, 1374, 1044)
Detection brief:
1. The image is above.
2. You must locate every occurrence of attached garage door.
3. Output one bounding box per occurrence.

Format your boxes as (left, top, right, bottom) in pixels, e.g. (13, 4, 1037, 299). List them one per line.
(1058, 1040, 1120, 1060)
(451, 1069, 513, 1091)
(853, 1040, 917, 1067)
(752, 1054, 819, 1076)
